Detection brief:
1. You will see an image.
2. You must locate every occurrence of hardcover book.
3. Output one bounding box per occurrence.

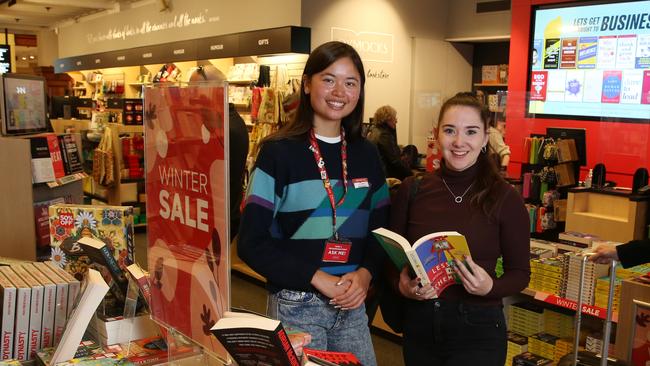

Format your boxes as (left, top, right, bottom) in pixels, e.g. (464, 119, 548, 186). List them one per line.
(57, 134, 84, 176)
(0, 272, 16, 360)
(30, 136, 55, 184)
(125, 263, 151, 309)
(33, 197, 65, 252)
(372, 228, 471, 294)
(32, 262, 68, 345)
(303, 348, 362, 366)
(0, 267, 30, 361)
(10, 265, 43, 360)
(22, 264, 56, 349)
(48, 204, 134, 283)
(211, 314, 301, 366)
(45, 261, 81, 318)
(77, 237, 128, 304)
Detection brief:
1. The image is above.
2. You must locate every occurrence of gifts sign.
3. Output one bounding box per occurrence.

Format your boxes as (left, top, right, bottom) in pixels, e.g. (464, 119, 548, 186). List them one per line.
(145, 84, 229, 359)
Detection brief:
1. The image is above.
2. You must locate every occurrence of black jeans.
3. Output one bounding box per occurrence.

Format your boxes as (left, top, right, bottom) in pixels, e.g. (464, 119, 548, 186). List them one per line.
(402, 299, 507, 366)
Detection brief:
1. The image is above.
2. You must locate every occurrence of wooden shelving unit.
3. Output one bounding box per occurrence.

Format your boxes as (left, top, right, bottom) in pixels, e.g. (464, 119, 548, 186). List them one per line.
(0, 135, 84, 260)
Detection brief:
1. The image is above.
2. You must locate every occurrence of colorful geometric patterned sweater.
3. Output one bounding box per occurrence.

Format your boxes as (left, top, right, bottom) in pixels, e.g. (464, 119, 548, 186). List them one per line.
(238, 136, 390, 292)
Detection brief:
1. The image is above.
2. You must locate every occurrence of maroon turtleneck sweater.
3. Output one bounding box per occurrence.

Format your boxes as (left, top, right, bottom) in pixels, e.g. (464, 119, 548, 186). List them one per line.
(389, 163, 530, 305)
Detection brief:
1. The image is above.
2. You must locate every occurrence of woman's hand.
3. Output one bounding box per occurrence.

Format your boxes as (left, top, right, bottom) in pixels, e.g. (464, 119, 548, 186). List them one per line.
(453, 256, 493, 296)
(330, 268, 372, 310)
(311, 270, 350, 300)
(589, 245, 619, 264)
(398, 266, 437, 300)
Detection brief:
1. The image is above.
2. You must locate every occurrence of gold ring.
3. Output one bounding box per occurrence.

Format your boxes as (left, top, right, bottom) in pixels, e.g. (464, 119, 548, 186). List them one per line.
(415, 291, 421, 296)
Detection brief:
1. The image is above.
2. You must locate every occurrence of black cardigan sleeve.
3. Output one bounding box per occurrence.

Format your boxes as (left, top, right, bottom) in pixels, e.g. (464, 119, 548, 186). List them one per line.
(616, 239, 650, 268)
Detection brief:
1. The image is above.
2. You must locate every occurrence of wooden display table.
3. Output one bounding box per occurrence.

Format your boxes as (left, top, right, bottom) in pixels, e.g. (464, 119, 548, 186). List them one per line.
(565, 187, 649, 243)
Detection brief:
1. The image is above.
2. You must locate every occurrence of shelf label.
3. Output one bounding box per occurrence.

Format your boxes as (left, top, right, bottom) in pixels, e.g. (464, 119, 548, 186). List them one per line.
(210, 44, 223, 51)
(142, 53, 152, 59)
(534, 292, 616, 321)
(173, 49, 185, 55)
(95, 59, 101, 64)
(257, 38, 269, 46)
(76, 61, 82, 66)
(117, 55, 126, 61)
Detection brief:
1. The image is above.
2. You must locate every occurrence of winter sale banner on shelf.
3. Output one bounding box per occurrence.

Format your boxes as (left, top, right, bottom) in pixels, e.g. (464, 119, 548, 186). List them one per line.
(144, 83, 230, 360)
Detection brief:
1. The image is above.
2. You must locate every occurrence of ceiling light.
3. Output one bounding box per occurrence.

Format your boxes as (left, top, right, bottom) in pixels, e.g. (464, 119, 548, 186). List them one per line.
(21, 56, 26, 60)
(29, 55, 35, 60)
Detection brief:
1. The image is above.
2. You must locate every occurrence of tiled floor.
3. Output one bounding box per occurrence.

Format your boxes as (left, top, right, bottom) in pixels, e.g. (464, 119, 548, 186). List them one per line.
(134, 231, 405, 366)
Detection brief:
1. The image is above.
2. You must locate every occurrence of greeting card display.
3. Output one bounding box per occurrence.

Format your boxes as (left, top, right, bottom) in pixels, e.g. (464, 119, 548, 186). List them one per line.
(144, 83, 229, 359)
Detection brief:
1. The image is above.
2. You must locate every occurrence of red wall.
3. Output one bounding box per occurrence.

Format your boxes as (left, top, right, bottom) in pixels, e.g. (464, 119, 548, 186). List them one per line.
(507, 0, 650, 187)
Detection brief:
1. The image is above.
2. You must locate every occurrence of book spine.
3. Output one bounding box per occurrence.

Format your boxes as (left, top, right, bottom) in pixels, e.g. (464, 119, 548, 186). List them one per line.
(33, 263, 68, 345)
(80, 245, 127, 302)
(12, 266, 43, 360)
(39, 283, 56, 348)
(406, 250, 431, 287)
(44, 262, 81, 317)
(13, 287, 30, 361)
(274, 326, 301, 366)
(0, 274, 15, 360)
(46, 134, 66, 179)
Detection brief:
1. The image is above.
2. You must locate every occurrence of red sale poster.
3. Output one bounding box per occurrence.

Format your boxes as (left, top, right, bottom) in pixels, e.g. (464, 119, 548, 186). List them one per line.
(144, 84, 229, 359)
(530, 71, 548, 101)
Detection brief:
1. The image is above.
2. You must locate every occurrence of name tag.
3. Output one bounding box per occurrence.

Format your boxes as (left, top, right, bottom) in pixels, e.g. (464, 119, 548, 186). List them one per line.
(322, 239, 352, 263)
(352, 178, 369, 188)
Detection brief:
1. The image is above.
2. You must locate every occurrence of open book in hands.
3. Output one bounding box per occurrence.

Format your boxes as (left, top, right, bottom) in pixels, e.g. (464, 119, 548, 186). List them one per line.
(372, 228, 472, 296)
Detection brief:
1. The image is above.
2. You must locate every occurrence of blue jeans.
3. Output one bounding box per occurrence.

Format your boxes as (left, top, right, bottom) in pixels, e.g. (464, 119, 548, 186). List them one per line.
(268, 289, 377, 366)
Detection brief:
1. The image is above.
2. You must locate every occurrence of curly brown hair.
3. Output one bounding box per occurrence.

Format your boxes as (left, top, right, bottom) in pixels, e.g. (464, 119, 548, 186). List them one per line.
(372, 105, 396, 126)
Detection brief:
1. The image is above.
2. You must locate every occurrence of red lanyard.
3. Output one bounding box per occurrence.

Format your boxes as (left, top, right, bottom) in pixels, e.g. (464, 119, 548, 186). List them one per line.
(309, 128, 348, 238)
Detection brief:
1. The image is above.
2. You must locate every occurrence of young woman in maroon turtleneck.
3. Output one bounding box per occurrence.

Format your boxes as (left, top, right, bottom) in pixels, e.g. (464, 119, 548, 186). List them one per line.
(389, 93, 530, 366)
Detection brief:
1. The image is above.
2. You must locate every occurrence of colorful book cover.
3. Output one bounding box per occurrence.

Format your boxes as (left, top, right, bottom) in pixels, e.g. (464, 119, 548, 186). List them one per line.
(532, 39, 543, 70)
(48, 204, 134, 282)
(564, 70, 584, 102)
(577, 36, 597, 69)
(46, 134, 66, 179)
(615, 35, 637, 69)
(530, 71, 548, 101)
(602, 70, 623, 103)
(597, 36, 617, 69)
(636, 34, 650, 69)
(560, 38, 577, 68)
(145, 84, 229, 358)
(642, 70, 650, 105)
(543, 38, 560, 69)
(620, 70, 644, 104)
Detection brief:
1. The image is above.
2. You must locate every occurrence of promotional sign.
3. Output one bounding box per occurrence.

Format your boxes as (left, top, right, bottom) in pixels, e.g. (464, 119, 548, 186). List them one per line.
(528, 0, 650, 120)
(145, 84, 229, 359)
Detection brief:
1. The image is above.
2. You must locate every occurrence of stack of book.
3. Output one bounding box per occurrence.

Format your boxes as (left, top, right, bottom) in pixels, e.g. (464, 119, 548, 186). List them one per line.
(561, 253, 608, 305)
(557, 231, 597, 252)
(553, 338, 573, 364)
(529, 257, 564, 294)
(507, 302, 545, 337)
(594, 276, 621, 312)
(542, 308, 574, 338)
(0, 263, 79, 361)
(505, 331, 528, 366)
(528, 332, 559, 362)
(86, 313, 159, 346)
(512, 352, 552, 366)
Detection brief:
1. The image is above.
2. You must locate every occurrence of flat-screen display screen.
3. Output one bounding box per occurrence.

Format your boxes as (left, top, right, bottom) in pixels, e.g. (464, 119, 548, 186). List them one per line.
(527, 0, 650, 121)
(0, 74, 48, 135)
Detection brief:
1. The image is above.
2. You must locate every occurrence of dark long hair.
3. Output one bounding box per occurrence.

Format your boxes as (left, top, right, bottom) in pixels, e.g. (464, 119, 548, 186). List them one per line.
(261, 41, 365, 145)
(437, 92, 504, 218)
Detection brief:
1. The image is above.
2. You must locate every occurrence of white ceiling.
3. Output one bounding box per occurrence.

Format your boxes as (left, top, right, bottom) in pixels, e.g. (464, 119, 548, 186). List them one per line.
(0, 0, 141, 33)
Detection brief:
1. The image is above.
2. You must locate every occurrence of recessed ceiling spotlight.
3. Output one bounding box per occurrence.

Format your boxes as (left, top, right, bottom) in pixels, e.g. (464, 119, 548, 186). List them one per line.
(29, 55, 35, 60)
(21, 56, 27, 60)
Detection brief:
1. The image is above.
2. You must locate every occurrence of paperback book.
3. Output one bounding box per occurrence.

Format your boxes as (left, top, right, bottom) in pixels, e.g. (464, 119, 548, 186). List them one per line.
(372, 228, 471, 294)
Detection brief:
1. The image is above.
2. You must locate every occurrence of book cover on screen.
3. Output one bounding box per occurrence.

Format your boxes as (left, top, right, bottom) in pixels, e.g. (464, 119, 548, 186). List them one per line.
(577, 36, 597, 69)
(560, 38, 577, 68)
(372, 228, 471, 295)
(543, 38, 560, 69)
(211, 314, 301, 366)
